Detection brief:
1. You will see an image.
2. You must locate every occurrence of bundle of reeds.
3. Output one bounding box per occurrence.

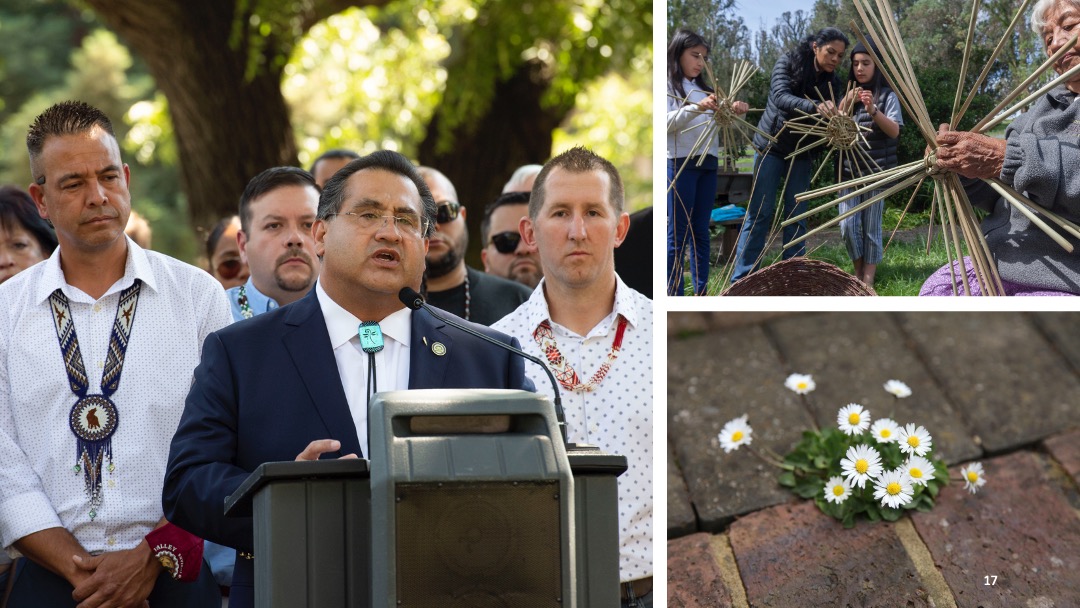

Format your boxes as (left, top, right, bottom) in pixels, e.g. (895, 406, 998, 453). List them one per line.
(779, 0, 1080, 295)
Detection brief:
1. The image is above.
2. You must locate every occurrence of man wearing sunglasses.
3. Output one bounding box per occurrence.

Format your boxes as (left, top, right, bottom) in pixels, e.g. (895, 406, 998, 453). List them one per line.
(418, 167, 531, 325)
(493, 147, 653, 607)
(480, 191, 544, 289)
(226, 166, 320, 322)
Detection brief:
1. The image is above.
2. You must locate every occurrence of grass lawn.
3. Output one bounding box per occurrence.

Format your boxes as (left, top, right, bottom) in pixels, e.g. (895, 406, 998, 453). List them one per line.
(674, 221, 966, 296)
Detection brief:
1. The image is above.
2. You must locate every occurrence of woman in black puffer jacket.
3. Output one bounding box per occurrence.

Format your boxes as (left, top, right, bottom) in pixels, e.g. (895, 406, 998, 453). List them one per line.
(731, 27, 849, 282)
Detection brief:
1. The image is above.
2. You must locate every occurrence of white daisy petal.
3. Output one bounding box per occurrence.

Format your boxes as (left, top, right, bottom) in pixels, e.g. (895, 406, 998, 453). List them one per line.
(837, 403, 871, 436)
(870, 418, 900, 444)
(873, 468, 914, 508)
(884, 379, 912, 398)
(903, 456, 935, 486)
(824, 475, 851, 504)
(718, 415, 753, 453)
(960, 461, 986, 494)
(897, 423, 933, 457)
(840, 444, 883, 489)
(785, 373, 815, 395)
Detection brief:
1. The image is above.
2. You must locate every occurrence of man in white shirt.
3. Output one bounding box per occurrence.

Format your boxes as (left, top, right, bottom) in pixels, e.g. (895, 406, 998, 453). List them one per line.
(164, 150, 533, 608)
(226, 166, 320, 321)
(0, 101, 230, 606)
(493, 146, 653, 607)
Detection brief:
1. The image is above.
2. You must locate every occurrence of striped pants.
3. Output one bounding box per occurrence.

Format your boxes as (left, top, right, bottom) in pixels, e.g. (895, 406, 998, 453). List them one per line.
(838, 188, 885, 265)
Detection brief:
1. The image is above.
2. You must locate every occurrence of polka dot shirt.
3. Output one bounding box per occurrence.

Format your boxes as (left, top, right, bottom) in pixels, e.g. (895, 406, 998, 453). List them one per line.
(493, 275, 652, 582)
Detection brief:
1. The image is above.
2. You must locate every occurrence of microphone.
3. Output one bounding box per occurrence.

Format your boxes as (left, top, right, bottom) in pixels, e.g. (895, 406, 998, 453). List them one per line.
(398, 287, 568, 445)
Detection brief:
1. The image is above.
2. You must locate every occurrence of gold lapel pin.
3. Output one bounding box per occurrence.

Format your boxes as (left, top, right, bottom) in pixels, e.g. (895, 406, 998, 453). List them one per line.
(431, 342, 447, 356)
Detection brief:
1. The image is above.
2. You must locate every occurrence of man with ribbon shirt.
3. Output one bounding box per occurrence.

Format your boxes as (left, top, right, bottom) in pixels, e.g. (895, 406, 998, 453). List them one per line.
(417, 166, 531, 325)
(227, 166, 320, 322)
(163, 150, 533, 608)
(493, 146, 654, 607)
(0, 101, 229, 606)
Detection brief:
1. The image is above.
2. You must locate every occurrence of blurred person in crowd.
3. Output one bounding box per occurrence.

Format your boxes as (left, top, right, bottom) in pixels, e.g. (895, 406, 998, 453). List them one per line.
(228, 166, 320, 321)
(480, 191, 543, 289)
(206, 215, 249, 290)
(310, 148, 360, 188)
(0, 185, 57, 284)
(418, 166, 531, 325)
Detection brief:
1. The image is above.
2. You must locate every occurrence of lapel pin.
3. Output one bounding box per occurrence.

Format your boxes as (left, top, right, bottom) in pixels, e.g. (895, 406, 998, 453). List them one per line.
(423, 336, 428, 346)
(431, 342, 447, 356)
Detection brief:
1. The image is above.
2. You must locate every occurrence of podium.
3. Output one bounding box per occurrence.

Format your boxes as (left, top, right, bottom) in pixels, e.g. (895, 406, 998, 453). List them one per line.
(225, 389, 627, 607)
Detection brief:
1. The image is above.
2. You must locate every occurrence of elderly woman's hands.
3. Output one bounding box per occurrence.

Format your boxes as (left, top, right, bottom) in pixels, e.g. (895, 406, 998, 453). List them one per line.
(935, 123, 1007, 179)
(731, 100, 749, 115)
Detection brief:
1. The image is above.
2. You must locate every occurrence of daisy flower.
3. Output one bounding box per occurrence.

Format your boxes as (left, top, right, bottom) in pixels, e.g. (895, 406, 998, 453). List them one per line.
(960, 461, 986, 494)
(884, 379, 912, 398)
(840, 444, 883, 489)
(718, 415, 753, 453)
(897, 423, 933, 457)
(902, 456, 935, 486)
(785, 373, 815, 394)
(837, 403, 871, 436)
(870, 418, 900, 443)
(824, 475, 852, 504)
(873, 468, 914, 508)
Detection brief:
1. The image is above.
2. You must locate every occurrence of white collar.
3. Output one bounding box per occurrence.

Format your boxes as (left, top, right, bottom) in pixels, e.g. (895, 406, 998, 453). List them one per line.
(35, 236, 157, 305)
(315, 281, 412, 350)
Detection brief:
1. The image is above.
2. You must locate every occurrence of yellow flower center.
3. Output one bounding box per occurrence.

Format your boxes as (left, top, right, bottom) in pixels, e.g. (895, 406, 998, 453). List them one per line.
(832, 485, 845, 497)
(731, 431, 744, 442)
(797, 382, 808, 390)
(848, 413, 861, 425)
(855, 459, 868, 474)
(880, 429, 891, 438)
(967, 471, 979, 483)
(907, 435, 920, 447)
(910, 468, 923, 479)
(887, 482, 901, 495)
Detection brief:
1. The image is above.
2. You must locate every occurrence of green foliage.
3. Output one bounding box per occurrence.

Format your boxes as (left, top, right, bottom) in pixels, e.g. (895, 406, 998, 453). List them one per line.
(431, 0, 651, 155)
(778, 426, 949, 528)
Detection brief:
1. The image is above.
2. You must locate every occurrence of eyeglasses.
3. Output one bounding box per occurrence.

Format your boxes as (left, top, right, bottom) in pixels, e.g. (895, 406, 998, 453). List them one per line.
(327, 211, 428, 237)
(436, 201, 461, 224)
(489, 231, 522, 254)
(215, 258, 246, 280)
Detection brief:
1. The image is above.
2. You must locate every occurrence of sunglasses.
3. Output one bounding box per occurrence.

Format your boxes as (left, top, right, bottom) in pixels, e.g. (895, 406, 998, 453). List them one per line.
(436, 201, 461, 224)
(489, 231, 522, 254)
(215, 258, 245, 280)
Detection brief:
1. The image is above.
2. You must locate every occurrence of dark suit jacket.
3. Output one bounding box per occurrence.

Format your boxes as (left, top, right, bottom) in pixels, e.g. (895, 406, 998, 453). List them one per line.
(162, 290, 533, 605)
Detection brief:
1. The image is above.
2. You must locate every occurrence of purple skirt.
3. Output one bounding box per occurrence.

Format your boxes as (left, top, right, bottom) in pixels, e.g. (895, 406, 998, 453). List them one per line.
(920, 257, 1077, 296)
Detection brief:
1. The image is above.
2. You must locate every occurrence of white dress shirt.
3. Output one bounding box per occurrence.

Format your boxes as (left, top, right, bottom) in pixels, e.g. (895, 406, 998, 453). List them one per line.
(0, 238, 232, 556)
(493, 274, 653, 582)
(316, 281, 411, 457)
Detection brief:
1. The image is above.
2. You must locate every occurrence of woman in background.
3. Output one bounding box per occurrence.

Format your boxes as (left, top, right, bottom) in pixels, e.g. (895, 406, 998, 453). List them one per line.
(0, 185, 56, 284)
(205, 215, 249, 289)
(666, 28, 747, 295)
(731, 27, 849, 282)
(838, 37, 902, 289)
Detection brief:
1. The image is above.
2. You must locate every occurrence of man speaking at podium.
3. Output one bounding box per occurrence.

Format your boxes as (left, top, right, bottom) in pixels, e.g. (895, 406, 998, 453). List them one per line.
(163, 150, 533, 607)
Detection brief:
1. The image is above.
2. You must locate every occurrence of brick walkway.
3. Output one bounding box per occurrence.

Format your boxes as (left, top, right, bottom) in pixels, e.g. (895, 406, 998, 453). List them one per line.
(667, 312, 1080, 607)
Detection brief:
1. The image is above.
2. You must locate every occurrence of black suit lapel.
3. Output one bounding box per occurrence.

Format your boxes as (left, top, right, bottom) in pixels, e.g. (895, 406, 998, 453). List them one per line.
(281, 291, 363, 457)
(408, 308, 452, 389)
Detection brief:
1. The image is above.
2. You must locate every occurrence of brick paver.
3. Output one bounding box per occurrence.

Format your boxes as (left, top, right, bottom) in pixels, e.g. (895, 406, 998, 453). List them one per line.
(667, 533, 734, 608)
(768, 312, 981, 465)
(1044, 428, 1080, 486)
(728, 500, 933, 607)
(668, 441, 696, 537)
(897, 313, 1080, 453)
(910, 451, 1080, 607)
(668, 324, 812, 529)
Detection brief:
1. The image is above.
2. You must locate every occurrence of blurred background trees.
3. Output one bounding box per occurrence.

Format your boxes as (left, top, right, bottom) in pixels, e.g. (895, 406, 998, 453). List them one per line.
(0, 0, 651, 263)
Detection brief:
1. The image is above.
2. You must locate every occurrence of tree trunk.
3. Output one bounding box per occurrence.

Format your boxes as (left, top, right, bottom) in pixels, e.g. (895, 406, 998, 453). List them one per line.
(83, 0, 385, 230)
(417, 60, 572, 263)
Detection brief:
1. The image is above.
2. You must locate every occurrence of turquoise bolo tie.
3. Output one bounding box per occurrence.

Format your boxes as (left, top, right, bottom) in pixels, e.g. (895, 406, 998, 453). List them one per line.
(358, 321, 384, 396)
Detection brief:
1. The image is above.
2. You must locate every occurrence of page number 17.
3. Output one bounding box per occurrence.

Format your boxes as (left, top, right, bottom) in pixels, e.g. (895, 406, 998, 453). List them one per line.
(984, 575, 998, 585)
